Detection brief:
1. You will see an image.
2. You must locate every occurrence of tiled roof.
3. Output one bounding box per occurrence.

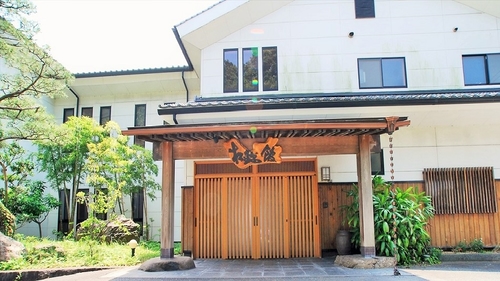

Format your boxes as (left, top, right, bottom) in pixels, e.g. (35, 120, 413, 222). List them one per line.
(74, 66, 189, 78)
(158, 89, 500, 115)
(124, 117, 409, 142)
(175, 0, 226, 27)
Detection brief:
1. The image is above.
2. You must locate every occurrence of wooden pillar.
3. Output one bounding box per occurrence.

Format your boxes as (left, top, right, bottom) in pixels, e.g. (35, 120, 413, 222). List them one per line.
(357, 135, 376, 257)
(161, 141, 175, 259)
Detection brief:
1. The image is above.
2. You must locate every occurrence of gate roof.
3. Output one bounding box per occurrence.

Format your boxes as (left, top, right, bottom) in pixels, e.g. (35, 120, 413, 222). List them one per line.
(122, 117, 410, 143)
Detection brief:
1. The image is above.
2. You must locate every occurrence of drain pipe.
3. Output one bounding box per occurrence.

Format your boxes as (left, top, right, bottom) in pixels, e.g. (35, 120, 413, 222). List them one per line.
(182, 70, 189, 103)
(173, 70, 189, 125)
(67, 86, 80, 117)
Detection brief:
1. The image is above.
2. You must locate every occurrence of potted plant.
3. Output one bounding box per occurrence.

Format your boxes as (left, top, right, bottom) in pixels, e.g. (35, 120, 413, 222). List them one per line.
(337, 183, 359, 255)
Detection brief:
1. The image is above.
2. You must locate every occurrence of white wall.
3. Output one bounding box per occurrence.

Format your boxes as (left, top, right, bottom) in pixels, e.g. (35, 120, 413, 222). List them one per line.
(200, 0, 500, 97)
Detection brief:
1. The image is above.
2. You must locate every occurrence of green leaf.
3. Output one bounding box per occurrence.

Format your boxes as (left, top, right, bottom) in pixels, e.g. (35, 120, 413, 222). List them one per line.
(382, 221, 390, 233)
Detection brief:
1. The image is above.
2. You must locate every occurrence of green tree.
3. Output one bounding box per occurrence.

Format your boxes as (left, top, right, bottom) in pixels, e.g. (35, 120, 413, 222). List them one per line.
(0, 142, 32, 204)
(0, 0, 73, 145)
(83, 121, 133, 216)
(122, 145, 161, 240)
(82, 124, 161, 240)
(1, 0, 73, 216)
(36, 116, 106, 235)
(6, 181, 59, 237)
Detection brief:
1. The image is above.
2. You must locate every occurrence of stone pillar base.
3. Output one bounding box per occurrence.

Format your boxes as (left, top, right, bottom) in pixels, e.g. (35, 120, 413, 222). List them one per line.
(139, 256, 196, 272)
(360, 246, 376, 257)
(161, 248, 175, 259)
(334, 254, 396, 269)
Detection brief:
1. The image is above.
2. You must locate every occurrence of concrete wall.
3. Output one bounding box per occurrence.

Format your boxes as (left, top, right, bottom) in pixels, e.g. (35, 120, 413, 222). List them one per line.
(201, 0, 500, 97)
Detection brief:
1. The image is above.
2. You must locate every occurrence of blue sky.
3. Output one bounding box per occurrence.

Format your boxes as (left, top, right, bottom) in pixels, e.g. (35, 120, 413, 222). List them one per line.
(30, 0, 219, 73)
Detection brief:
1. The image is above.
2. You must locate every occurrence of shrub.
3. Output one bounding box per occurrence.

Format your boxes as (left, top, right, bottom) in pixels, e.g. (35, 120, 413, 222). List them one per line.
(343, 176, 438, 265)
(0, 201, 16, 236)
(452, 240, 469, 252)
(453, 238, 484, 253)
(469, 238, 484, 253)
(76, 217, 107, 242)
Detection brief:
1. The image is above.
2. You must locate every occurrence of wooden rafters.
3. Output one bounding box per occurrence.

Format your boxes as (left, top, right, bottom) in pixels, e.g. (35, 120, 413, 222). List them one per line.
(122, 117, 410, 143)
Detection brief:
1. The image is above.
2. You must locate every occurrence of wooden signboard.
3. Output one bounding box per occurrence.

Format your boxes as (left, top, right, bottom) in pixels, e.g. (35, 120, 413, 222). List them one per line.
(223, 137, 282, 169)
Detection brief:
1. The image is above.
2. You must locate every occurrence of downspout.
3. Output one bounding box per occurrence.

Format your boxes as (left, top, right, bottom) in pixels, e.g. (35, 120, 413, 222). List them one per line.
(182, 70, 189, 103)
(173, 70, 189, 125)
(67, 86, 80, 117)
(173, 23, 193, 125)
(66, 86, 79, 237)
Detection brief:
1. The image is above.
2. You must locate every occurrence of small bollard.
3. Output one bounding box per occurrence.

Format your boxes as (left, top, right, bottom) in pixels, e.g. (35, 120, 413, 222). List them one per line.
(128, 239, 138, 257)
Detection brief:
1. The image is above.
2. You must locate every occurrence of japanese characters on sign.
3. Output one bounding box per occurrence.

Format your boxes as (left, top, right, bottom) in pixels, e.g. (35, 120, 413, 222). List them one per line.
(223, 137, 282, 169)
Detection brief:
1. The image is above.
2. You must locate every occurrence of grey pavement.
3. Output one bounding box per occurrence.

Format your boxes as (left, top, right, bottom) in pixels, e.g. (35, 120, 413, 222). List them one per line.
(44, 258, 500, 281)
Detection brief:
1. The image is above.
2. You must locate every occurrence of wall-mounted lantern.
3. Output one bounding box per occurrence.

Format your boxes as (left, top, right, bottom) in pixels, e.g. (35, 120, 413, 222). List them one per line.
(321, 166, 331, 182)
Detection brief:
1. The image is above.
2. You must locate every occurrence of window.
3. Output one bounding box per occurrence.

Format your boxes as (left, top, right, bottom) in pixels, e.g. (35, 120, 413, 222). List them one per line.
(358, 58, 407, 88)
(263, 47, 278, 91)
(58, 188, 88, 233)
(153, 142, 162, 161)
(423, 167, 497, 214)
(81, 107, 93, 118)
(463, 54, 500, 85)
(223, 49, 238, 93)
(132, 189, 144, 235)
(99, 106, 111, 126)
(371, 150, 385, 176)
(134, 104, 146, 147)
(63, 108, 74, 123)
(223, 46, 278, 93)
(243, 48, 259, 92)
(355, 0, 375, 18)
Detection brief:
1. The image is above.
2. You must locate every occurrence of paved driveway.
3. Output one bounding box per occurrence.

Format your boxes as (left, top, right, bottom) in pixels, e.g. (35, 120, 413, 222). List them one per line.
(44, 259, 500, 281)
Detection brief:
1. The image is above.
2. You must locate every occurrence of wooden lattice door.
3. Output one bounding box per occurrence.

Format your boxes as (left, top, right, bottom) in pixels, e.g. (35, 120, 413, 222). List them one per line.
(194, 160, 320, 259)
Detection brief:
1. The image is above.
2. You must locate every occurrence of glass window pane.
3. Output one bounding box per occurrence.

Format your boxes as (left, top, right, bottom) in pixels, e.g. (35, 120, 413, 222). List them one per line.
(134, 104, 146, 147)
(223, 49, 238, 93)
(243, 47, 259, 92)
(463, 56, 486, 85)
(487, 54, 500, 84)
(63, 108, 74, 123)
(100, 106, 111, 126)
(382, 58, 406, 87)
(355, 0, 375, 18)
(358, 59, 382, 88)
(134, 104, 146, 126)
(263, 47, 278, 91)
(81, 107, 93, 118)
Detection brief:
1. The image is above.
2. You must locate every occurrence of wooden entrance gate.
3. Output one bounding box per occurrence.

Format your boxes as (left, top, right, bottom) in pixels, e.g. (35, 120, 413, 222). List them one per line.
(192, 159, 320, 259)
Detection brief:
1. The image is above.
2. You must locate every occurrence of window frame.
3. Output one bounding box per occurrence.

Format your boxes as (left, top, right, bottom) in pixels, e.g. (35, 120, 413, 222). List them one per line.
(134, 104, 146, 147)
(223, 46, 279, 93)
(81, 107, 93, 118)
(223, 48, 239, 93)
(355, 0, 375, 19)
(262, 46, 278, 91)
(371, 150, 385, 176)
(99, 106, 111, 126)
(63, 108, 75, 123)
(357, 57, 407, 89)
(463, 53, 500, 86)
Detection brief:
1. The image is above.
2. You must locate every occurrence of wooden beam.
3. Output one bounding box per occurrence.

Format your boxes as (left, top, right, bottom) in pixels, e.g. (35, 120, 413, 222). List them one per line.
(161, 141, 176, 259)
(357, 135, 376, 258)
(173, 136, 359, 160)
(122, 118, 411, 138)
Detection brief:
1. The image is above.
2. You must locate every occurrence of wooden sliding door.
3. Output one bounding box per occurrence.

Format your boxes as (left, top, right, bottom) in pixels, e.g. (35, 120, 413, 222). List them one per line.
(194, 160, 320, 259)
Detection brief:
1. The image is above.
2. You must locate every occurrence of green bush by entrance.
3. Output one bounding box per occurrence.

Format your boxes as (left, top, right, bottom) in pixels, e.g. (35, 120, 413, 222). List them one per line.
(342, 176, 441, 265)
